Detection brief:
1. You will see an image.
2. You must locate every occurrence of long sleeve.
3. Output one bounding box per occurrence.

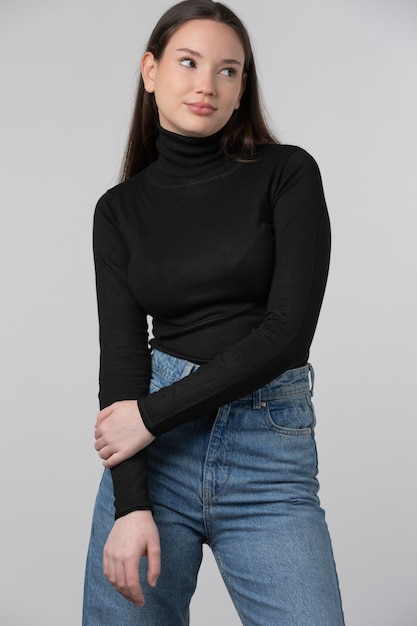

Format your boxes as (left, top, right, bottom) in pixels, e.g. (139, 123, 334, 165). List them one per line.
(93, 140, 331, 518)
(93, 197, 152, 517)
(138, 148, 330, 435)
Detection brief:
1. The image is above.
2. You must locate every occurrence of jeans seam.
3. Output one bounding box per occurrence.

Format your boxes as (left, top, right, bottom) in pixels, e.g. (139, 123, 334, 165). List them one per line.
(204, 405, 236, 503)
(210, 547, 249, 626)
(202, 412, 218, 544)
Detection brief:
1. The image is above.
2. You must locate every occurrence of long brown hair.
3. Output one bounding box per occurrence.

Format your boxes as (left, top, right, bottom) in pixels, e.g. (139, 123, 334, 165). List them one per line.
(120, 0, 278, 182)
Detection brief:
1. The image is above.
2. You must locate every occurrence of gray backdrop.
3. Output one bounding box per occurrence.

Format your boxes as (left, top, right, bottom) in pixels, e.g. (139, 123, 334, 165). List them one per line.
(1, 0, 416, 624)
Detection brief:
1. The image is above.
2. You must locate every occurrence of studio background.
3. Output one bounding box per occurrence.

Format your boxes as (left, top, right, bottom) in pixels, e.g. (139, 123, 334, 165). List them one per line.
(1, 1, 416, 624)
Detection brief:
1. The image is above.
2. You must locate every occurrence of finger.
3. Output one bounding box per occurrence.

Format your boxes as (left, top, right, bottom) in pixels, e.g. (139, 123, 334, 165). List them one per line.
(94, 437, 105, 451)
(94, 423, 112, 442)
(96, 405, 113, 423)
(124, 559, 145, 606)
(146, 540, 161, 588)
(98, 446, 114, 461)
(103, 552, 116, 588)
(95, 436, 114, 454)
(103, 543, 142, 605)
(114, 559, 133, 603)
(103, 452, 123, 468)
(94, 423, 105, 440)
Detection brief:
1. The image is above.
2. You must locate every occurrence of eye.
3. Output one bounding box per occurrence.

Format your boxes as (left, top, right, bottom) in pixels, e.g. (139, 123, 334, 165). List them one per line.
(179, 58, 197, 69)
(220, 67, 237, 77)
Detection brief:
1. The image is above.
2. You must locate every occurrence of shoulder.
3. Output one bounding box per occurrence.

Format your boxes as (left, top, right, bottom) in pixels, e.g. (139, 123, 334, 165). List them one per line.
(257, 144, 320, 172)
(257, 145, 324, 194)
(99, 170, 146, 206)
(93, 176, 146, 250)
(94, 169, 148, 223)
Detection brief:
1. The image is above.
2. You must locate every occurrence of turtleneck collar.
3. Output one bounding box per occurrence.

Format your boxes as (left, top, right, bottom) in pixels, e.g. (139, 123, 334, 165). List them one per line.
(153, 125, 229, 177)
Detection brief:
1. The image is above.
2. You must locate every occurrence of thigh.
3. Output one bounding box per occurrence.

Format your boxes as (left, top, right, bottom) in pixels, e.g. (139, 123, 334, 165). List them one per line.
(212, 506, 344, 626)
(82, 469, 204, 626)
(208, 396, 344, 626)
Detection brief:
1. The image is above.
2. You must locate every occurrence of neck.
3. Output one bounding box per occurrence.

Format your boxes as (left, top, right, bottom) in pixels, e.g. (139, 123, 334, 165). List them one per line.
(154, 125, 227, 177)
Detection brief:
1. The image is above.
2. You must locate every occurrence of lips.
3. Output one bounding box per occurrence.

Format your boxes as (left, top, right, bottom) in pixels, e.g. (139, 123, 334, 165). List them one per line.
(186, 102, 217, 115)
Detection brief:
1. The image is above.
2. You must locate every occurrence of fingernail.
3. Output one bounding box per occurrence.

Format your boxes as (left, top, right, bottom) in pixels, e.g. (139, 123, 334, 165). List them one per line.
(150, 578, 158, 587)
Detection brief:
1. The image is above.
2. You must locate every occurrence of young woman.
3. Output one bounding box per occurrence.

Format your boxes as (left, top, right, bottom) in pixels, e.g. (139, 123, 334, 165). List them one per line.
(83, 1, 345, 624)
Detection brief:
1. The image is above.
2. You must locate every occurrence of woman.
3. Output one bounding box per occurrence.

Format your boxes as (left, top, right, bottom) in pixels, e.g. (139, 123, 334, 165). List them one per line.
(83, 1, 345, 624)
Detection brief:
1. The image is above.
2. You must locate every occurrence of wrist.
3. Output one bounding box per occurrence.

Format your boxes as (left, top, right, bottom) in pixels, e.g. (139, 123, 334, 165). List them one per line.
(137, 400, 156, 436)
(115, 508, 153, 523)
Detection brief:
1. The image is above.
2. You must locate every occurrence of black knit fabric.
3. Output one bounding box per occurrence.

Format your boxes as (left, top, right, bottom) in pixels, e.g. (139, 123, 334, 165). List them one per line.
(93, 126, 330, 517)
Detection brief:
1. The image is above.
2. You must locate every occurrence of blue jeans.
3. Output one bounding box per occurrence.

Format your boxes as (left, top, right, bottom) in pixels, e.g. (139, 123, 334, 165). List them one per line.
(83, 350, 344, 625)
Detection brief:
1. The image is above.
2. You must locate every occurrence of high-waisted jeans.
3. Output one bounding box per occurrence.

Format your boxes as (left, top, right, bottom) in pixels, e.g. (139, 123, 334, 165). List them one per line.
(83, 349, 344, 625)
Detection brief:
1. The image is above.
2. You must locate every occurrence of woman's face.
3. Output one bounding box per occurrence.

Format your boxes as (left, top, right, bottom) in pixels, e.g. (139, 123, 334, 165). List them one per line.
(142, 19, 246, 137)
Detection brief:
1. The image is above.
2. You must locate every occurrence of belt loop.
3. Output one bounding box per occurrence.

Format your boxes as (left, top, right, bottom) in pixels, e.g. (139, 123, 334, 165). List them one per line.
(185, 361, 200, 376)
(308, 363, 315, 396)
(252, 388, 261, 409)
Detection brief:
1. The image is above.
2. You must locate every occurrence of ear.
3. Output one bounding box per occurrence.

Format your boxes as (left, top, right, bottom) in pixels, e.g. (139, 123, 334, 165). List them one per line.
(235, 73, 247, 110)
(141, 51, 157, 93)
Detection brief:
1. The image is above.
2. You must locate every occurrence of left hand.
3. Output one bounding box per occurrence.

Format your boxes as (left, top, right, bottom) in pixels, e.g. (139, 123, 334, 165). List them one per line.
(103, 510, 160, 605)
(94, 400, 155, 468)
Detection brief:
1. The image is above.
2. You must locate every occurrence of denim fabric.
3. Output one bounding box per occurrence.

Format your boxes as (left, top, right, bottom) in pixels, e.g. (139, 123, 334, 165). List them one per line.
(83, 350, 344, 625)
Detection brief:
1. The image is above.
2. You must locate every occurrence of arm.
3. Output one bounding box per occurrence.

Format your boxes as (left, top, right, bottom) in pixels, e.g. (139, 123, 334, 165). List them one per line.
(93, 194, 152, 516)
(93, 196, 160, 603)
(138, 148, 331, 436)
(96, 150, 329, 471)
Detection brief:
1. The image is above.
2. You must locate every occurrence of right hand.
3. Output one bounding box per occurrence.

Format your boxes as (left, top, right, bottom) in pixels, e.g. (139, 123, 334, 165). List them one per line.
(95, 400, 155, 468)
(103, 509, 161, 606)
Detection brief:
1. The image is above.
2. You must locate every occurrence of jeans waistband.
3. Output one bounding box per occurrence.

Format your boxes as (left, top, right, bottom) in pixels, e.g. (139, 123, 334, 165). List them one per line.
(151, 349, 314, 404)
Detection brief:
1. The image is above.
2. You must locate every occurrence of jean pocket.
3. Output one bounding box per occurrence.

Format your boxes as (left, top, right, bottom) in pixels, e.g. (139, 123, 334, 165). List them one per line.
(148, 371, 168, 394)
(263, 394, 315, 436)
(148, 368, 175, 394)
(148, 381, 160, 394)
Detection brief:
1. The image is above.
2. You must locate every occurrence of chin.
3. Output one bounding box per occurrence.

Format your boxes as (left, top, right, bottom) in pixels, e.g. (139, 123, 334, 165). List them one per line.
(163, 116, 226, 138)
(182, 122, 224, 138)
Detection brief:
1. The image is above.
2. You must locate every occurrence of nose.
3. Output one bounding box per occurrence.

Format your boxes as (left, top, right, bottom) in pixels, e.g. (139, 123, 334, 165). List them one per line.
(196, 70, 216, 96)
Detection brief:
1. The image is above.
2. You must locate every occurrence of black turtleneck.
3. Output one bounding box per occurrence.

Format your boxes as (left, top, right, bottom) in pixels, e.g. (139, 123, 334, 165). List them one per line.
(93, 127, 330, 518)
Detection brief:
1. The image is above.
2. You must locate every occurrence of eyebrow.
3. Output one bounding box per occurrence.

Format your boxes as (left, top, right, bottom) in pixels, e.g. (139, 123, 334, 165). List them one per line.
(176, 47, 242, 66)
